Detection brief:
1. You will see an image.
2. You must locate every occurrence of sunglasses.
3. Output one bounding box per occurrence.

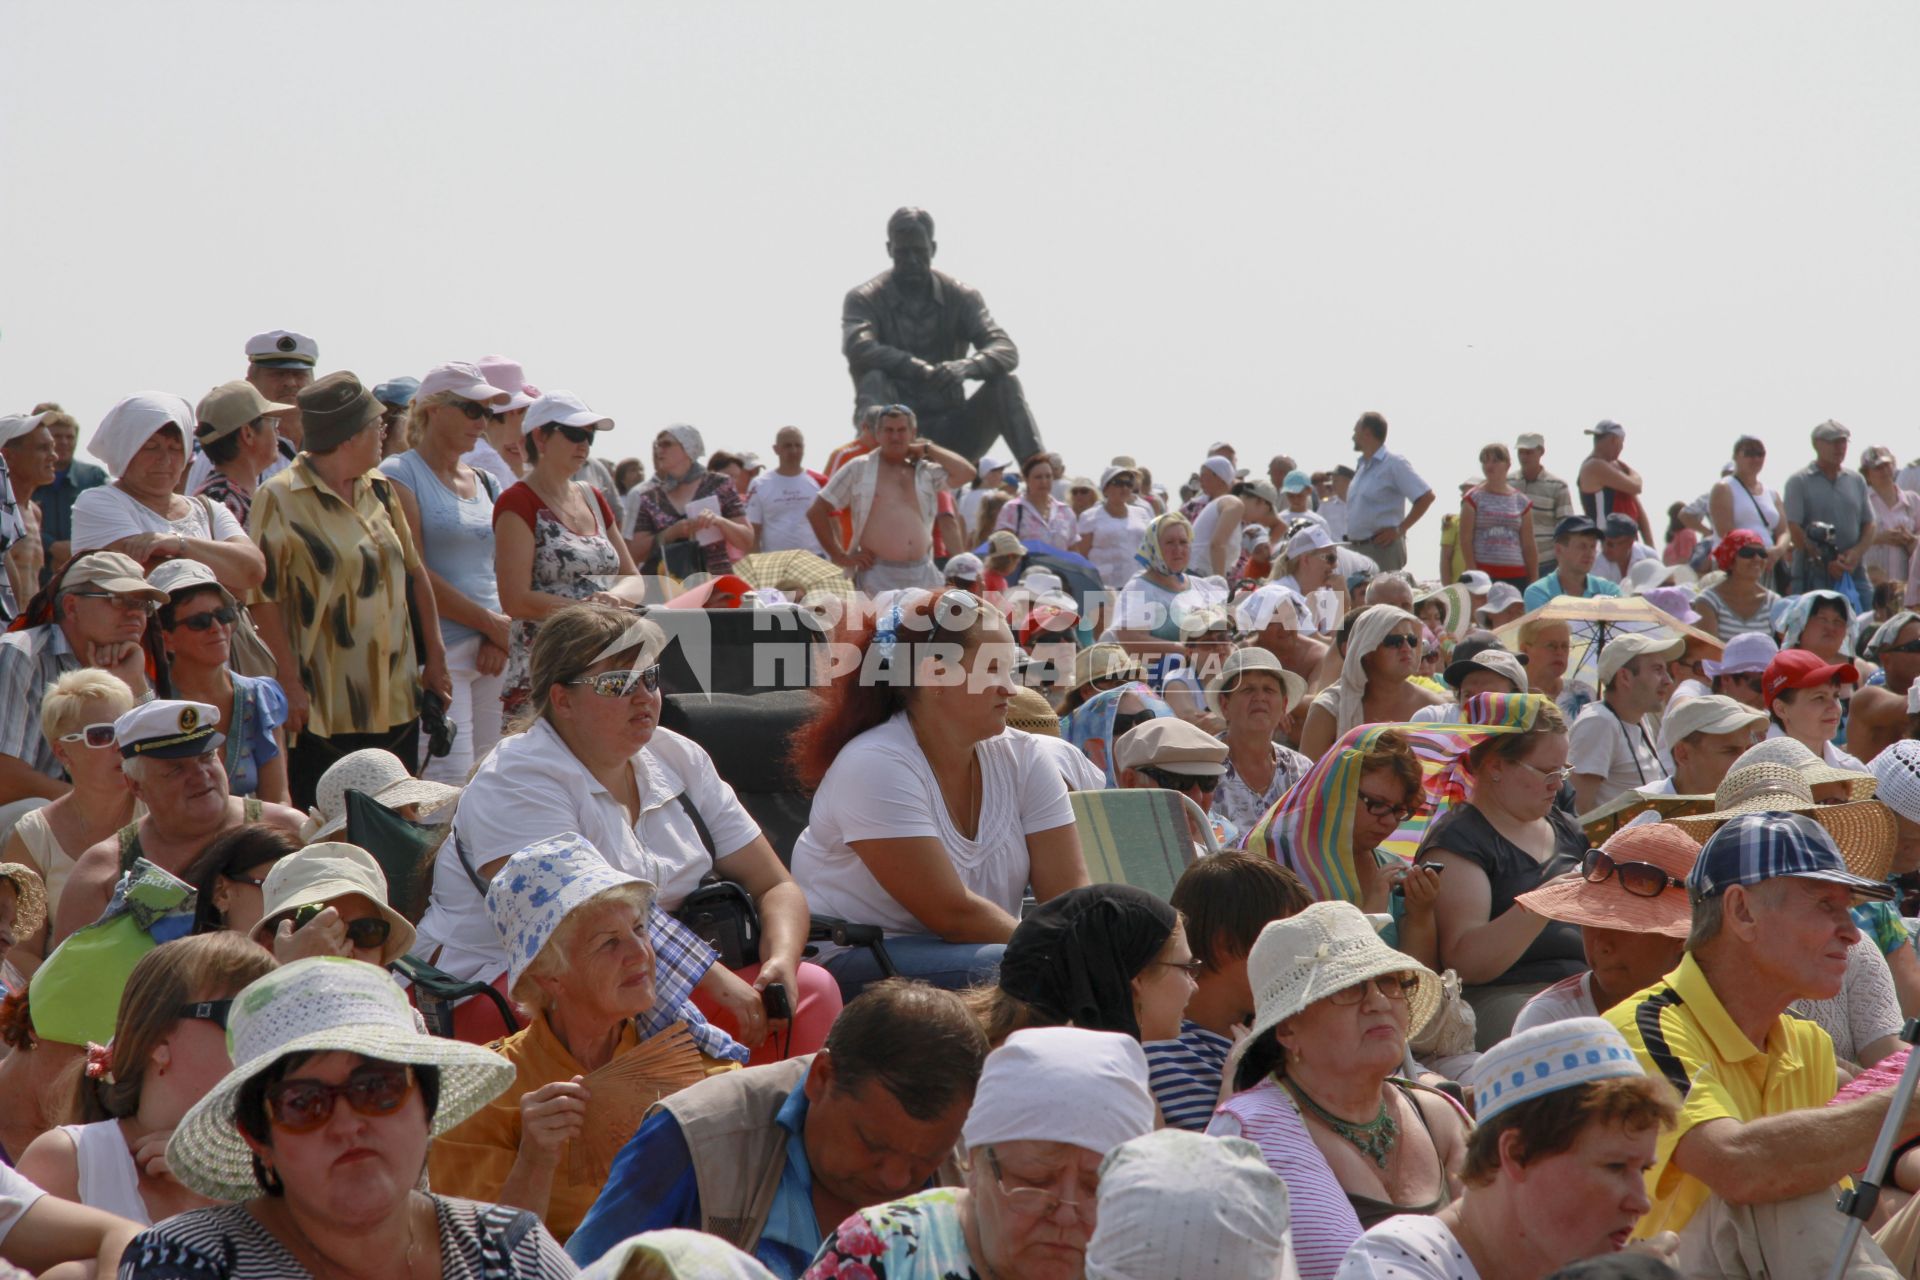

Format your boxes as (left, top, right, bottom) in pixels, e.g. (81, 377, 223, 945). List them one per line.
(1583, 849, 1686, 898)
(176, 999, 233, 1030)
(1356, 792, 1415, 823)
(1139, 765, 1220, 794)
(1881, 640, 1920, 656)
(281, 907, 392, 952)
(568, 665, 662, 698)
(265, 1062, 415, 1134)
(1377, 633, 1421, 651)
(1735, 546, 1768, 560)
(545, 423, 595, 445)
(172, 605, 238, 632)
(59, 722, 117, 748)
(1328, 972, 1420, 1005)
(452, 401, 494, 421)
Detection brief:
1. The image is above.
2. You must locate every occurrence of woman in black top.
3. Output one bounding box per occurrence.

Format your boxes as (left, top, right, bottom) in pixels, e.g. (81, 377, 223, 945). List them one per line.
(1422, 697, 1587, 1047)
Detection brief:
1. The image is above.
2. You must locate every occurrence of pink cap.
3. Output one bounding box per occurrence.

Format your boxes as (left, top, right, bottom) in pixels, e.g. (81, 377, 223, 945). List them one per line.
(475, 355, 539, 413)
(417, 362, 510, 406)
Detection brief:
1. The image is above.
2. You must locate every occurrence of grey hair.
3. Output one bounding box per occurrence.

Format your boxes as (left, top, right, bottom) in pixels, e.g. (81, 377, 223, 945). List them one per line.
(1685, 890, 1724, 951)
(512, 883, 654, 1012)
(877, 404, 918, 432)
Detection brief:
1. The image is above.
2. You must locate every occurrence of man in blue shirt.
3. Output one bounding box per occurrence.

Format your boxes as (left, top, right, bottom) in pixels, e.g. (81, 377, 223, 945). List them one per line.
(1344, 411, 1434, 575)
(1523, 515, 1624, 612)
(567, 980, 985, 1278)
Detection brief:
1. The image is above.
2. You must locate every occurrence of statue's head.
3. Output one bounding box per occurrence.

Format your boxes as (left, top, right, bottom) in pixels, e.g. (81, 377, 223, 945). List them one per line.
(886, 207, 937, 286)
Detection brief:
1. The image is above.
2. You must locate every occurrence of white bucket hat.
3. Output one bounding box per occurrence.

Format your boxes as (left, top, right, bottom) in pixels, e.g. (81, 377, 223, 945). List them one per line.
(1246, 901, 1440, 1049)
(146, 558, 237, 607)
(1204, 646, 1307, 717)
(1084, 1129, 1300, 1280)
(486, 833, 655, 1000)
(249, 843, 416, 963)
(165, 957, 516, 1202)
(302, 748, 461, 842)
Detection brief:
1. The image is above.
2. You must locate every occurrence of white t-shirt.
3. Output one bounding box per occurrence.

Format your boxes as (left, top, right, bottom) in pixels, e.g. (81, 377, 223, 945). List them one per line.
(1028, 731, 1107, 792)
(1591, 540, 1660, 585)
(745, 470, 827, 555)
(1409, 703, 1465, 724)
(416, 719, 761, 983)
(0, 1163, 45, 1246)
(1076, 504, 1151, 589)
(1511, 971, 1600, 1034)
(1568, 702, 1664, 809)
(1321, 496, 1350, 542)
(461, 439, 521, 497)
(1336, 1214, 1480, 1279)
(1188, 496, 1243, 576)
(70, 484, 246, 553)
(791, 714, 1074, 941)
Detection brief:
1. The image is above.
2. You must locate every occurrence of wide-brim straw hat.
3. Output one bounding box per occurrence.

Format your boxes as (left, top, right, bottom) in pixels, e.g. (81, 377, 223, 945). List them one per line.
(1204, 646, 1307, 718)
(1246, 901, 1440, 1049)
(1006, 686, 1062, 736)
(0, 863, 47, 942)
(167, 957, 515, 1202)
(303, 748, 462, 841)
(1516, 823, 1700, 939)
(1734, 736, 1877, 801)
(1668, 761, 1895, 884)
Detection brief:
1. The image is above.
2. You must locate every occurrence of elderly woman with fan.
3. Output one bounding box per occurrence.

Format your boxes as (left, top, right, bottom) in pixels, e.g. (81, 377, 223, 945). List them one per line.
(428, 833, 738, 1242)
(1296, 606, 1449, 760)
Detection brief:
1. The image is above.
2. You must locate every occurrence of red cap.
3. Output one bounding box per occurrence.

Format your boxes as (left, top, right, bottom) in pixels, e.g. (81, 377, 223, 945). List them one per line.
(1762, 648, 1859, 707)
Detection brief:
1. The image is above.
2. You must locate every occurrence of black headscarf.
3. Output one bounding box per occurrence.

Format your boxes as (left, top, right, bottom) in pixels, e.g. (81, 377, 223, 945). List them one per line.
(997, 884, 1179, 1040)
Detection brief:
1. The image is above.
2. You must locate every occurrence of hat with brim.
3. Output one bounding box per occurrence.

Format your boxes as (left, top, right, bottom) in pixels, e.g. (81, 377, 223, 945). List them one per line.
(1006, 686, 1061, 736)
(523, 391, 613, 436)
(1443, 648, 1528, 694)
(1516, 823, 1700, 939)
(63, 551, 169, 603)
(487, 834, 656, 1000)
(296, 372, 385, 452)
(195, 381, 292, 445)
(1731, 736, 1877, 801)
(1246, 901, 1440, 1050)
(146, 558, 238, 609)
(304, 748, 461, 842)
(1071, 643, 1136, 696)
(166, 957, 516, 1202)
(1205, 647, 1307, 717)
(0, 862, 47, 942)
(1668, 762, 1896, 883)
(249, 843, 417, 964)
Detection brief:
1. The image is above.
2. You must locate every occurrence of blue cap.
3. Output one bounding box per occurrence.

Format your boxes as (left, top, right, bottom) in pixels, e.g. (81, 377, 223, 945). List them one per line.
(1689, 811, 1893, 902)
(372, 376, 419, 408)
(1280, 469, 1313, 494)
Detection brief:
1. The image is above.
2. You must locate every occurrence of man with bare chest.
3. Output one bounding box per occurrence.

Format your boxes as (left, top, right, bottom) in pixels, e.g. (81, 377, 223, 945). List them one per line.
(809, 406, 973, 595)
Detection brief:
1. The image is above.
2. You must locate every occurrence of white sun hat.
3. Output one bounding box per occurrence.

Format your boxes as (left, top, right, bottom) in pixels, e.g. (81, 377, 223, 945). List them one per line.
(486, 833, 655, 1001)
(302, 748, 461, 842)
(165, 957, 516, 1202)
(1246, 901, 1441, 1049)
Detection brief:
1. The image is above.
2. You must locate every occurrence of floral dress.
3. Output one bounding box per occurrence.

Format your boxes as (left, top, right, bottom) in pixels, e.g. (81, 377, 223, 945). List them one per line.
(804, 1189, 980, 1280)
(496, 482, 621, 713)
(629, 472, 746, 577)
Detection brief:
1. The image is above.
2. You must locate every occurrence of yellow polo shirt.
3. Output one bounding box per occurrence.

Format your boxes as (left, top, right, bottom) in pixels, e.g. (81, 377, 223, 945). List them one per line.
(1606, 951, 1838, 1239)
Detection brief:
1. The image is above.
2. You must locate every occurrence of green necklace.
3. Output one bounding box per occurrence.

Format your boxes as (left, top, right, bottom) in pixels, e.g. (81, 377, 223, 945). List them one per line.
(1282, 1077, 1399, 1170)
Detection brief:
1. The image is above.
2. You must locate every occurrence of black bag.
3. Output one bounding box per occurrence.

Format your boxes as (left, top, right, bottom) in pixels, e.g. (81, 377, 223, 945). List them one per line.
(669, 792, 761, 969)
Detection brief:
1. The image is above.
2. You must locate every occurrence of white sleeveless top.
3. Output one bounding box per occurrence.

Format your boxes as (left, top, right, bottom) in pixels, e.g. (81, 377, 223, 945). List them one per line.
(13, 806, 77, 923)
(57, 1119, 149, 1225)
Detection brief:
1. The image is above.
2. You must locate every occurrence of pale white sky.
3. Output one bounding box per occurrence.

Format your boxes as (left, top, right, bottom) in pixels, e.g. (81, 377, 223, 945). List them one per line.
(5, 2, 1915, 571)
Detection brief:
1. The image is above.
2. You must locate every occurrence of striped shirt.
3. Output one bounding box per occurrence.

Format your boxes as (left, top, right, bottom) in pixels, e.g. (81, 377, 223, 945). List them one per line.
(1209, 1080, 1365, 1280)
(1145, 1021, 1233, 1131)
(0, 624, 77, 779)
(1605, 952, 1838, 1240)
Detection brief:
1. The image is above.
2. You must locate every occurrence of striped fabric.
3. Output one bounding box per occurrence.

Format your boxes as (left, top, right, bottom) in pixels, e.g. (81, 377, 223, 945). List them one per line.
(1209, 1081, 1365, 1280)
(1144, 1021, 1233, 1131)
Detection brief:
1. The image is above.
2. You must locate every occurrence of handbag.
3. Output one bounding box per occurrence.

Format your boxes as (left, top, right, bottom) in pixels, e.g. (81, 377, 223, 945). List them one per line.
(668, 792, 761, 969)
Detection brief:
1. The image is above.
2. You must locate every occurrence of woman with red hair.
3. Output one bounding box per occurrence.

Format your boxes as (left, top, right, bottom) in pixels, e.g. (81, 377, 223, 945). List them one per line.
(789, 590, 1089, 998)
(1693, 528, 1782, 641)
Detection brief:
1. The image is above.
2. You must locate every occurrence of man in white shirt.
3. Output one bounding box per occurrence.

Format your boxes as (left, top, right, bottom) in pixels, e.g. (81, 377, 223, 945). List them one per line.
(746, 426, 826, 555)
(1319, 464, 1352, 542)
(1186, 457, 1244, 577)
(1569, 632, 1682, 814)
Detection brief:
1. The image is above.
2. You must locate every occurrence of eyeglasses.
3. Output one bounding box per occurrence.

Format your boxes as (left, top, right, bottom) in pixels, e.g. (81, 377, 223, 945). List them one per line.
(1356, 792, 1414, 823)
(1377, 633, 1421, 651)
(1583, 849, 1686, 898)
(176, 999, 233, 1030)
(568, 665, 662, 698)
(1515, 759, 1576, 785)
(1139, 765, 1219, 794)
(58, 723, 117, 748)
(73, 591, 156, 614)
(1153, 958, 1207, 978)
(546, 423, 595, 445)
(984, 1147, 1091, 1221)
(1721, 671, 1763, 687)
(265, 1062, 415, 1134)
(171, 605, 238, 632)
(1327, 972, 1420, 1005)
(452, 401, 493, 421)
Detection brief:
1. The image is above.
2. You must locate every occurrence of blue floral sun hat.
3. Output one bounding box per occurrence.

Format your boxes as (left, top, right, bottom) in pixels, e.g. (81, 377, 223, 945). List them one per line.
(485, 833, 656, 999)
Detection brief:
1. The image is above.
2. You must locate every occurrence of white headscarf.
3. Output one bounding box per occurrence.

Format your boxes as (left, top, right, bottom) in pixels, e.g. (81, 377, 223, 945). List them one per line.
(1085, 1131, 1301, 1280)
(1326, 605, 1420, 735)
(576, 1230, 775, 1280)
(88, 392, 194, 478)
(961, 1027, 1154, 1157)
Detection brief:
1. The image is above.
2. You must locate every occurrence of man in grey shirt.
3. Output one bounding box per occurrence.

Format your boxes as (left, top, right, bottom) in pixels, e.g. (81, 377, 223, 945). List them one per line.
(1783, 419, 1873, 597)
(1514, 431, 1576, 572)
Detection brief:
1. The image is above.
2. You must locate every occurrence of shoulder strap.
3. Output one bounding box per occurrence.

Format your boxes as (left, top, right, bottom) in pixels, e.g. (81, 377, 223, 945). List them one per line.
(674, 791, 717, 860)
(452, 830, 490, 896)
(195, 493, 221, 533)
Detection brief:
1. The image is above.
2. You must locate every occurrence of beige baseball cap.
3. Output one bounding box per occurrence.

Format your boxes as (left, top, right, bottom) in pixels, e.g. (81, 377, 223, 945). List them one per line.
(195, 381, 292, 444)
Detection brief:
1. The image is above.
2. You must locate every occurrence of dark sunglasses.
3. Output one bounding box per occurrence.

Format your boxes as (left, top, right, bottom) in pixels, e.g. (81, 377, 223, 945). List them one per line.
(1881, 640, 1920, 656)
(1735, 545, 1768, 560)
(569, 665, 662, 698)
(1377, 633, 1421, 651)
(172, 605, 238, 632)
(176, 999, 233, 1030)
(280, 907, 392, 952)
(1583, 849, 1686, 898)
(453, 401, 493, 421)
(545, 423, 595, 445)
(1140, 765, 1220, 794)
(266, 1062, 415, 1134)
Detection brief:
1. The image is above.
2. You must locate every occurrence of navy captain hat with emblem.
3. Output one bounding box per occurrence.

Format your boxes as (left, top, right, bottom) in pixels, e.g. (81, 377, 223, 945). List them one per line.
(113, 700, 225, 760)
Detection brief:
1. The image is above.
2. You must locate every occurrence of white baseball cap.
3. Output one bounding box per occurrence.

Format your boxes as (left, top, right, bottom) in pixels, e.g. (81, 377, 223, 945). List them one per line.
(1280, 524, 1339, 560)
(0, 412, 47, 448)
(1658, 694, 1767, 756)
(1477, 582, 1524, 616)
(523, 391, 613, 436)
(1458, 570, 1492, 595)
(1598, 631, 1685, 685)
(417, 362, 510, 406)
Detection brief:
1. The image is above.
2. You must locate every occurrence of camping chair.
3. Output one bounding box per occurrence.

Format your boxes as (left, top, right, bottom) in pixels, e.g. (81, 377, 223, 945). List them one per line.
(343, 789, 440, 923)
(1069, 788, 1218, 901)
(391, 953, 520, 1039)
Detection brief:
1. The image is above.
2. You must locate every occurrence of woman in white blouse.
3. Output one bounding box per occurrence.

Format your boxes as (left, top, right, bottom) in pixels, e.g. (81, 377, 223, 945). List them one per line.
(1708, 434, 1788, 566)
(789, 589, 1089, 997)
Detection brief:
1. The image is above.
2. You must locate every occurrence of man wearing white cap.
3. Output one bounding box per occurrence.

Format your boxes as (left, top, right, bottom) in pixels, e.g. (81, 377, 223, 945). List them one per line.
(0, 412, 55, 614)
(1568, 632, 1683, 813)
(185, 330, 313, 495)
(53, 699, 303, 944)
(1475, 581, 1525, 629)
(1187, 456, 1244, 578)
(1513, 431, 1575, 572)
(747, 426, 826, 556)
(1643, 694, 1768, 803)
(1345, 412, 1434, 575)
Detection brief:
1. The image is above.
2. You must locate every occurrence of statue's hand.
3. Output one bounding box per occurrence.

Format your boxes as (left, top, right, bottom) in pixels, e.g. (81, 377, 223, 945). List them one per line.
(926, 361, 965, 391)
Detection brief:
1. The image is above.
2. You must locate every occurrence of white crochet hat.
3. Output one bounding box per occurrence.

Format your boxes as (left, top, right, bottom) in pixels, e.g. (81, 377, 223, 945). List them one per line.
(1468, 1016, 1645, 1122)
(1245, 901, 1440, 1048)
(303, 748, 461, 841)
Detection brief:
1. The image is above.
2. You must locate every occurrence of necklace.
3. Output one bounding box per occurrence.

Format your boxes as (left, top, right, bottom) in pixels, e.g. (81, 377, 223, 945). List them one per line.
(1282, 1076, 1399, 1170)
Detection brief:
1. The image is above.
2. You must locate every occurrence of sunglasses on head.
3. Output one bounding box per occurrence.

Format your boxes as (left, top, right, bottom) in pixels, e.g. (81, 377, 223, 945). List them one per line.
(545, 423, 595, 445)
(172, 605, 238, 632)
(568, 665, 662, 698)
(1583, 849, 1686, 898)
(266, 1061, 415, 1134)
(1139, 765, 1219, 794)
(59, 722, 117, 748)
(1377, 633, 1421, 651)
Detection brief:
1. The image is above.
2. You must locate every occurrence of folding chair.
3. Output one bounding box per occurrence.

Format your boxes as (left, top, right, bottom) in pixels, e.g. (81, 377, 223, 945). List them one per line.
(1069, 788, 1218, 901)
(390, 953, 520, 1039)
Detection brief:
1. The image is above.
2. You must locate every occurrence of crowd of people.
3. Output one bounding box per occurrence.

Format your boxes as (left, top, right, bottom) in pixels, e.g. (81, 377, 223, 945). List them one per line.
(4, 331, 1920, 1279)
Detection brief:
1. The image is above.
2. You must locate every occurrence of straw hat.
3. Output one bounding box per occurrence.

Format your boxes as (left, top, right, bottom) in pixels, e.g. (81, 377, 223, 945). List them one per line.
(1732, 736, 1876, 800)
(302, 748, 461, 841)
(578, 1230, 776, 1280)
(166, 958, 516, 1202)
(1245, 901, 1440, 1049)
(1006, 686, 1062, 736)
(1204, 647, 1307, 718)
(1070, 643, 1138, 697)
(1515, 823, 1700, 939)
(0, 863, 46, 943)
(249, 843, 416, 964)
(1668, 762, 1895, 883)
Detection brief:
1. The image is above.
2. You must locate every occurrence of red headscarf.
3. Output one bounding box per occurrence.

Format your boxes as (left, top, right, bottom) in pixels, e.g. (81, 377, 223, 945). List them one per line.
(1713, 528, 1766, 572)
